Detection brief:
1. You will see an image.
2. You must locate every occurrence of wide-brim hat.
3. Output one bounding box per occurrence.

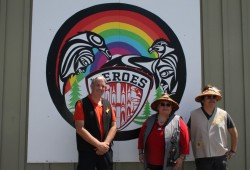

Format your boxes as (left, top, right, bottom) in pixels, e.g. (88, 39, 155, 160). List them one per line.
(151, 93, 179, 112)
(195, 86, 222, 102)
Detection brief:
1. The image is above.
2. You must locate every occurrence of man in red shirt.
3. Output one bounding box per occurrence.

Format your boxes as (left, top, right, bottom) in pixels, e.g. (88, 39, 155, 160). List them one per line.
(74, 75, 117, 170)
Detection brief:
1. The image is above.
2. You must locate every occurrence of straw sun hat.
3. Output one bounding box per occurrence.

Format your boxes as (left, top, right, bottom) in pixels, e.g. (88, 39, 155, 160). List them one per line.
(195, 86, 222, 102)
(151, 93, 179, 112)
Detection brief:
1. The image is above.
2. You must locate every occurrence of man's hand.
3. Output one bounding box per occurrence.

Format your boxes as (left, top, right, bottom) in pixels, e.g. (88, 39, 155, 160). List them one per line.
(225, 150, 236, 159)
(95, 142, 110, 155)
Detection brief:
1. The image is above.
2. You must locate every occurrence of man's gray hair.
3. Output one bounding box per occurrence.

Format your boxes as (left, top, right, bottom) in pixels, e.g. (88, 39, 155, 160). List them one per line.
(91, 75, 107, 84)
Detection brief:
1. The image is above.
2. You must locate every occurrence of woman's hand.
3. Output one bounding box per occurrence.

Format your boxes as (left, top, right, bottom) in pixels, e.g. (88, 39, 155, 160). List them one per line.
(139, 153, 144, 163)
(174, 157, 184, 170)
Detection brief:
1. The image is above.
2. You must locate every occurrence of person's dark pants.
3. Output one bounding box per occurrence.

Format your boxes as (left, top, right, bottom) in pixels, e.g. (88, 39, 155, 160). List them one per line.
(146, 164, 163, 170)
(195, 155, 228, 170)
(77, 150, 113, 170)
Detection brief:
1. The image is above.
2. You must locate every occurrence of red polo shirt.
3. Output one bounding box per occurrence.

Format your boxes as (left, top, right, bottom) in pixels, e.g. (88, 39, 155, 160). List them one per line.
(73, 95, 116, 140)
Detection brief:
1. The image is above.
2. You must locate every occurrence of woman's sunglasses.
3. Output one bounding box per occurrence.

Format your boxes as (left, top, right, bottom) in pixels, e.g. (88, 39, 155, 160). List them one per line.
(160, 103, 172, 107)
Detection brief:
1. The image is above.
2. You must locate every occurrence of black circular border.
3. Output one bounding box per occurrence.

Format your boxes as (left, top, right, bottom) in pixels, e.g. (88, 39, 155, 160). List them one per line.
(46, 3, 186, 141)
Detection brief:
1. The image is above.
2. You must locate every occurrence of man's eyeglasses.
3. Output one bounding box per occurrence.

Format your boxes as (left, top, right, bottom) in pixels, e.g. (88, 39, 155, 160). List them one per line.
(160, 103, 172, 107)
(206, 95, 217, 99)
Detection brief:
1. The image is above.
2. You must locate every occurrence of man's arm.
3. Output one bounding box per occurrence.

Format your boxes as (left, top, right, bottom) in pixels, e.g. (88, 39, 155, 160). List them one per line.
(75, 120, 109, 153)
(104, 121, 117, 145)
(228, 127, 238, 153)
(95, 121, 117, 155)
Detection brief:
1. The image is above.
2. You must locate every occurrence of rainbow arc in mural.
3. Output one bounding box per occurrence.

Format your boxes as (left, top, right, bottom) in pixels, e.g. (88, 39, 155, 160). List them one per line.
(57, 9, 170, 76)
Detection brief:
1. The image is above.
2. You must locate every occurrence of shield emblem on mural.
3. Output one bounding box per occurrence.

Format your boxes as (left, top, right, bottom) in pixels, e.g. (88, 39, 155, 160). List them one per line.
(85, 66, 154, 130)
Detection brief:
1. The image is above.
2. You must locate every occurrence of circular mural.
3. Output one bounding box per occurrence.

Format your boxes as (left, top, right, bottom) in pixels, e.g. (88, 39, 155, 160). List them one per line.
(46, 3, 186, 141)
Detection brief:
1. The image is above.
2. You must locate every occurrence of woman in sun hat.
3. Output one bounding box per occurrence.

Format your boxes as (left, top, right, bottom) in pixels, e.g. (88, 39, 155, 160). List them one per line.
(187, 85, 238, 170)
(138, 93, 189, 170)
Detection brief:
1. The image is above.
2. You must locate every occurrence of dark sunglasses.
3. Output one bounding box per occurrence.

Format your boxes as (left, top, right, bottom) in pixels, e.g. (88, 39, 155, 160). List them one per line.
(206, 95, 217, 99)
(160, 103, 172, 107)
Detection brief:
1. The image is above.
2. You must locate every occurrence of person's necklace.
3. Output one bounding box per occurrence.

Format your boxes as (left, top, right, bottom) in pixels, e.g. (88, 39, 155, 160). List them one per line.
(158, 119, 165, 125)
(157, 118, 167, 130)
